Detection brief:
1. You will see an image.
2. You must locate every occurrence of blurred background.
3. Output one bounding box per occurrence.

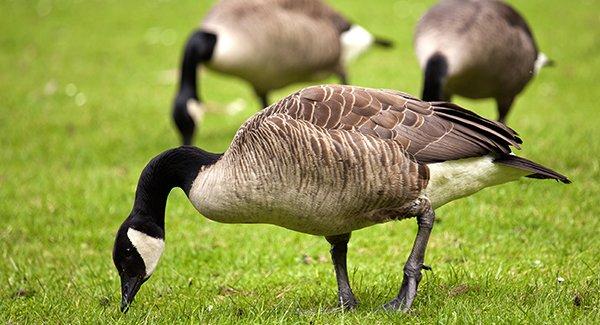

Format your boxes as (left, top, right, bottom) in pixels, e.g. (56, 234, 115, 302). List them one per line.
(1, 0, 598, 322)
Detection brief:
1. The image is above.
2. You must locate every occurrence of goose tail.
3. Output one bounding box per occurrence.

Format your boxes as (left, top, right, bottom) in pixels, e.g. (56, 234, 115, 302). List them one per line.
(374, 37, 394, 48)
(494, 155, 571, 184)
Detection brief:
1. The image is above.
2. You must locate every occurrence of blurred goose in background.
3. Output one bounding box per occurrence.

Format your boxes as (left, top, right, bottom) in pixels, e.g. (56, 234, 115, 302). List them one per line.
(114, 85, 569, 313)
(414, 0, 553, 123)
(173, 0, 393, 145)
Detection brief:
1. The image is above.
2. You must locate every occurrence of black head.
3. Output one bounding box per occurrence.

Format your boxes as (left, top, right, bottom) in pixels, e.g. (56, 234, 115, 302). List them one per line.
(113, 216, 164, 313)
(113, 146, 222, 312)
(172, 96, 197, 146)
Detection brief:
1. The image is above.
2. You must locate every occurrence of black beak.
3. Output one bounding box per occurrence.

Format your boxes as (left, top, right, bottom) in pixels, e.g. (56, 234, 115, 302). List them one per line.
(120, 275, 143, 313)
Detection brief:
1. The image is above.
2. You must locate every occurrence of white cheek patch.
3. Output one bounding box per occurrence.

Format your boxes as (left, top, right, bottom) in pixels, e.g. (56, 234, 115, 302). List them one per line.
(127, 228, 165, 277)
(340, 24, 374, 66)
(186, 99, 205, 124)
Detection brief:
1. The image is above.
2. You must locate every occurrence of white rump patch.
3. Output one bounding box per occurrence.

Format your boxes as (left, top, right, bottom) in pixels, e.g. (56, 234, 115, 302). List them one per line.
(186, 99, 205, 124)
(127, 228, 165, 277)
(340, 25, 374, 65)
(534, 52, 551, 75)
(424, 156, 529, 209)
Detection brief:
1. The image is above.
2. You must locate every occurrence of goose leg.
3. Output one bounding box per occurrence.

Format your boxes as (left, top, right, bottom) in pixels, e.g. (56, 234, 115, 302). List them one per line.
(383, 200, 435, 311)
(325, 233, 357, 310)
(496, 96, 514, 124)
(336, 71, 348, 85)
(254, 89, 269, 109)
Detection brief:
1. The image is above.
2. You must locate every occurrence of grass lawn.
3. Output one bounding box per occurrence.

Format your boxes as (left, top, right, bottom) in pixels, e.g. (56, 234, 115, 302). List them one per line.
(1, 0, 599, 323)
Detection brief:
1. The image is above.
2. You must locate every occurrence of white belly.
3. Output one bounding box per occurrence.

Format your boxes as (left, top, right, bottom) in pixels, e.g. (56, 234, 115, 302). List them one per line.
(424, 156, 528, 209)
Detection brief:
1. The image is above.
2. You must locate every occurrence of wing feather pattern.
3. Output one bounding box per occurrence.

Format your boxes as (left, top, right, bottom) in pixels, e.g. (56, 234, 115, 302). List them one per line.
(260, 85, 522, 164)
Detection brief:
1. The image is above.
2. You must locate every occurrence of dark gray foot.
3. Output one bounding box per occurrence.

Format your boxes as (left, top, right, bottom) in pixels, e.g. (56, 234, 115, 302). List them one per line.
(382, 265, 423, 311)
(383, 199, 435, 312)
(339, 294, 358, 310)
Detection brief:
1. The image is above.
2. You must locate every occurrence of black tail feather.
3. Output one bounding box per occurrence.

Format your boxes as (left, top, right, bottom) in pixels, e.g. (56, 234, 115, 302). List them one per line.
(432, 102, 523, 146)
(422, 52, 448, 101)
(374, 37, 394, 48)
(494, 155, 571, 184)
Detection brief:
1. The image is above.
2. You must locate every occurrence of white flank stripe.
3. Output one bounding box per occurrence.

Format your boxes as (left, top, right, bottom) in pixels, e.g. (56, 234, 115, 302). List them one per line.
(127, 228, 165, 277)
(424, 156, 529, 209)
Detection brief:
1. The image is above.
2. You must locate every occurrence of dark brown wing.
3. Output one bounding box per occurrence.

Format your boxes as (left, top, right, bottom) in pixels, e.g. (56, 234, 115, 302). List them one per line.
(266, 85, 522, 163)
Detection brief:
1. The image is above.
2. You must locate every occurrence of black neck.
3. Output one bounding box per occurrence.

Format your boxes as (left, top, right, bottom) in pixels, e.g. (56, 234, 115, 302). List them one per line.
(422, 52, 448, 101)
(178, 42, 199, 99)
(131, 146, 222, 229)
(177, 30, 217, 101)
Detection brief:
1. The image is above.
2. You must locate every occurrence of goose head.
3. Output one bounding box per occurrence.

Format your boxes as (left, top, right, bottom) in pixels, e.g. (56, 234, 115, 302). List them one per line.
(112, 146, 221, 312)
(113, 216, 164, 313)
(173, 93, 204, 145)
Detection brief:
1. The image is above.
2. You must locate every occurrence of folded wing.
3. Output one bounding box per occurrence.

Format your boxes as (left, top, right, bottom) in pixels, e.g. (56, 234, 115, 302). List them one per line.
(268, 85, 522, 163)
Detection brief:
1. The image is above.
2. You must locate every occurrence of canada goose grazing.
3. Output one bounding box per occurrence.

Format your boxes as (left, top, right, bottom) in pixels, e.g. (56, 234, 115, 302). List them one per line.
(414, 0, 553, 123)
(114, 85, 569, 313)
(173, 0, 393, 145)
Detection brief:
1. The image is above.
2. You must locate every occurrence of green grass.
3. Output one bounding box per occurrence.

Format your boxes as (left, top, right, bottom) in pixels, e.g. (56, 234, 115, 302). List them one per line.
(1, 0, 599, 323)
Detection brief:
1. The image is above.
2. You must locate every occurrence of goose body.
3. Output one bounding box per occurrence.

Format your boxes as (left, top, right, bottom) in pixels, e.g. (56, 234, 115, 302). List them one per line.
(203, 0, 344, 92)
(114, 85, 569, 312)
(191, 85, 560, 235)
(173, 0, 392, 145)
(190, 114, 426, 235)
(415, 0, 552, 123)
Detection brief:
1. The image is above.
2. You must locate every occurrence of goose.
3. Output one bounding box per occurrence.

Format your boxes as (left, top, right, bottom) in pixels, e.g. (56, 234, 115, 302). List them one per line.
(114, 85, 569, 313)
(173, 0, 393, 145)
(414, 0, 553, 123)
